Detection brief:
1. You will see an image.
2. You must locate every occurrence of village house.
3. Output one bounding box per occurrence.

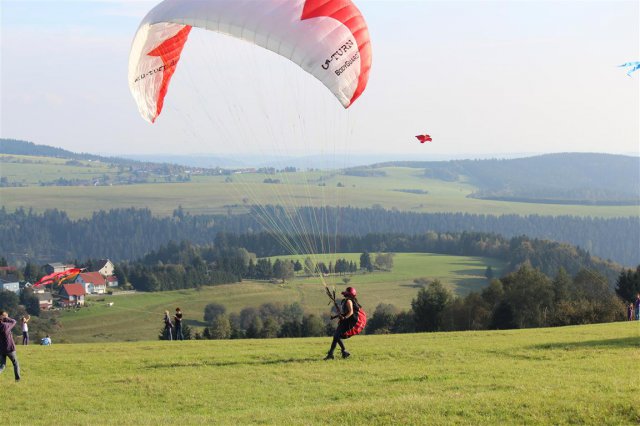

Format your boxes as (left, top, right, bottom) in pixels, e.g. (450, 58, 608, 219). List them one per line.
(37, 292, 53, 310)
(94, 259, 115, 277)
(74, 272, 107, 294)
(27, 283, 46, 294)
(19, 281, 34, 294)
(0, 266, 17, 276)
(44, 262, 76, 275)
(0, 276, 21, 295)
(106, 275, 119, 288)
(59, 283, 85, 307)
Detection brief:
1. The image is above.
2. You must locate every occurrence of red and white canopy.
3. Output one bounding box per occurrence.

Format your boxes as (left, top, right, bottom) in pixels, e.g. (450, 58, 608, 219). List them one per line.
(128, 0, 372, 123)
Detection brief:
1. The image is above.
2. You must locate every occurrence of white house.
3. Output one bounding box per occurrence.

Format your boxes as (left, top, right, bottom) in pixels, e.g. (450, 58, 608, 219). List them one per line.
(27, 283, 46, 294)
(0, 278, 20, 295)
(95, 259, 115, 277)
(74, 272, 107, 294)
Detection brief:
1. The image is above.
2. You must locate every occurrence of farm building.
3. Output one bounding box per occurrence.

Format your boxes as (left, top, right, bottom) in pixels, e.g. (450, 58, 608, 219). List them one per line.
(60, 284, 86, 307)
(94, 259, 115, 277)
(44, 262, 76, 275)
(106, 275, 119, 288)
(37, 292, 53, 310)
(0, 277, 20, 294)
(74, 272, 107, 295)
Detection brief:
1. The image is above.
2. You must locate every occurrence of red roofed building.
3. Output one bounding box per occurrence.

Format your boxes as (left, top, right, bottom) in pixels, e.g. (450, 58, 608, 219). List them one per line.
(74, 272, 107, 294)
(106, 275, 119, 288)
(60, 284, 86, 307)
(0, 266, 17, 276)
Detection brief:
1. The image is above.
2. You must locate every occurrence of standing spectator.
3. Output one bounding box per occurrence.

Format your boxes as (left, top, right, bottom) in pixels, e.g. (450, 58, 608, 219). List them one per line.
(628, 303, 634, 321)
(163, 311, 174, 341)
(174, 308, 184, 341)
(21, 315, 30, 345)
(635, 294, 640, 321)
(0, 311, 21, 382)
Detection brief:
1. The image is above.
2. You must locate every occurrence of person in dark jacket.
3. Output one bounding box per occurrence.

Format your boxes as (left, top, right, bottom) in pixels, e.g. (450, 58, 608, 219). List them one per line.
(174, 308, 183, 341)
(0, 311, 21, 382)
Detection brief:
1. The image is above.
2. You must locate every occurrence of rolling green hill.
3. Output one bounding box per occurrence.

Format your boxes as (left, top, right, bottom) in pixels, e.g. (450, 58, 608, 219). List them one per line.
(2, 160, 638, 219)
(57, 253, 505, 343)
(2, 322, 637, 424)
(1, 139, 638, 218)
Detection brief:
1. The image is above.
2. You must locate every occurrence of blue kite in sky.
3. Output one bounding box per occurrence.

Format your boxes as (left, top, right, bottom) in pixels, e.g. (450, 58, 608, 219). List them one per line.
(618, 61, 640, 76)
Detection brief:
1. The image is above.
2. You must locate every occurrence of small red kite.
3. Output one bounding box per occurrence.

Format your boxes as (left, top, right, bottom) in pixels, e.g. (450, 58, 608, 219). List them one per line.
(416, 134, 432, 143)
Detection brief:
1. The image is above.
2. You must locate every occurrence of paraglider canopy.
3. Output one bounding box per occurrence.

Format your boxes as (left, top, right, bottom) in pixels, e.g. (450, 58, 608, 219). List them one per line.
(619, 61, 640, 77)
(416, 134, 432, 143)
(129, 0, 372, 123)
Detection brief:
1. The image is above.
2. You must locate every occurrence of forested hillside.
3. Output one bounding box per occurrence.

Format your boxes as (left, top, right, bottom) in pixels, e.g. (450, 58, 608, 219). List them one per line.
(0, 138, 129, 164)
(377, 153, 640, 204)
(1, 206, 635, 266)
(0, 207, 623, 286)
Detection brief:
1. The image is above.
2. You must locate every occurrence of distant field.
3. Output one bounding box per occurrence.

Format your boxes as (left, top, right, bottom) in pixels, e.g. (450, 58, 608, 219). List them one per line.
(0, 153, 119, 184)
(57, 253, 505, 343)
(2, 322, 637, 425)
(2, 164, 637, 218)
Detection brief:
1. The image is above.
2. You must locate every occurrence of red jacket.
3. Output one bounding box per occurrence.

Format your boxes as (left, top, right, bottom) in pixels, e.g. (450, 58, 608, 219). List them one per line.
(0, 317, 17, 353)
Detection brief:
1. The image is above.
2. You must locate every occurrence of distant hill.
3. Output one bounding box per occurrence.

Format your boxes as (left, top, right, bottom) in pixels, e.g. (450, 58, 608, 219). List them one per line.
(0, 138, 133, 165)
(3, 139, 639, 205)
(375, 153, 640, 205)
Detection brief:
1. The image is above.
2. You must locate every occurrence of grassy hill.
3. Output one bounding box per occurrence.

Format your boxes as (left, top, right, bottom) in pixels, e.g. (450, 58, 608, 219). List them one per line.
(57, 253, 506, 343)
(2, 160, 638, 219)
(2, 139, 639, 219)
(2, 321, 637, 424)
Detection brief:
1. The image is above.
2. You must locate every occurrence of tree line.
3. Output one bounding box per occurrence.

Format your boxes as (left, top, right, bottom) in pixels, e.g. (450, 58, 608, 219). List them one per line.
(109, 231, 621, 293)
(0, 205, 636, 266)
(160, 264, 638, 341)
(163, 301, 330, 340)
(1, 209, 624, 292)
(367, 264, 636, 334)
(122, 242, 383, 292)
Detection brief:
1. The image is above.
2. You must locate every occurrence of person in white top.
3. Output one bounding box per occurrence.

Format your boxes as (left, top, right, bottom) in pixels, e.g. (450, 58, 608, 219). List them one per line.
(21, 315, 30, 346)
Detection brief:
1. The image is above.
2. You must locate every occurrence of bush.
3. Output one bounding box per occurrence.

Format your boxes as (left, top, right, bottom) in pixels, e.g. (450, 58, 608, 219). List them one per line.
(204, 303, 226, 323)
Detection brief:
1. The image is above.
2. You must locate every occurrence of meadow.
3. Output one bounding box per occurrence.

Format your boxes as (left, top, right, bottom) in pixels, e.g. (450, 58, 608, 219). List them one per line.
(57, 253, 505, 343)
(0, 155, 115, 183)
(2, 154, 637, 219)
(1, 321, 637, 425)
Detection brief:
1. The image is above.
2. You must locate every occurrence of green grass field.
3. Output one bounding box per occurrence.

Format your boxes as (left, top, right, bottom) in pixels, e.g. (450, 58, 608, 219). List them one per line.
(2, 322, 637, 425)
(0, 154, 118, 184)
(57, 253, 505, 343)
(2, 160, 637, 219)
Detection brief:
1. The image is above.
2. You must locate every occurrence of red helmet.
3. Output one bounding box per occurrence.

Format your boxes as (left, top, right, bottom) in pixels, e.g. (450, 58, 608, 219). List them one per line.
(341, 287, 357, 298)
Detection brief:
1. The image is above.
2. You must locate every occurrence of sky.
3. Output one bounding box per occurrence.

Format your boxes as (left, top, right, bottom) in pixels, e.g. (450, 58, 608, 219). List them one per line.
(1, 0, 639, 160)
